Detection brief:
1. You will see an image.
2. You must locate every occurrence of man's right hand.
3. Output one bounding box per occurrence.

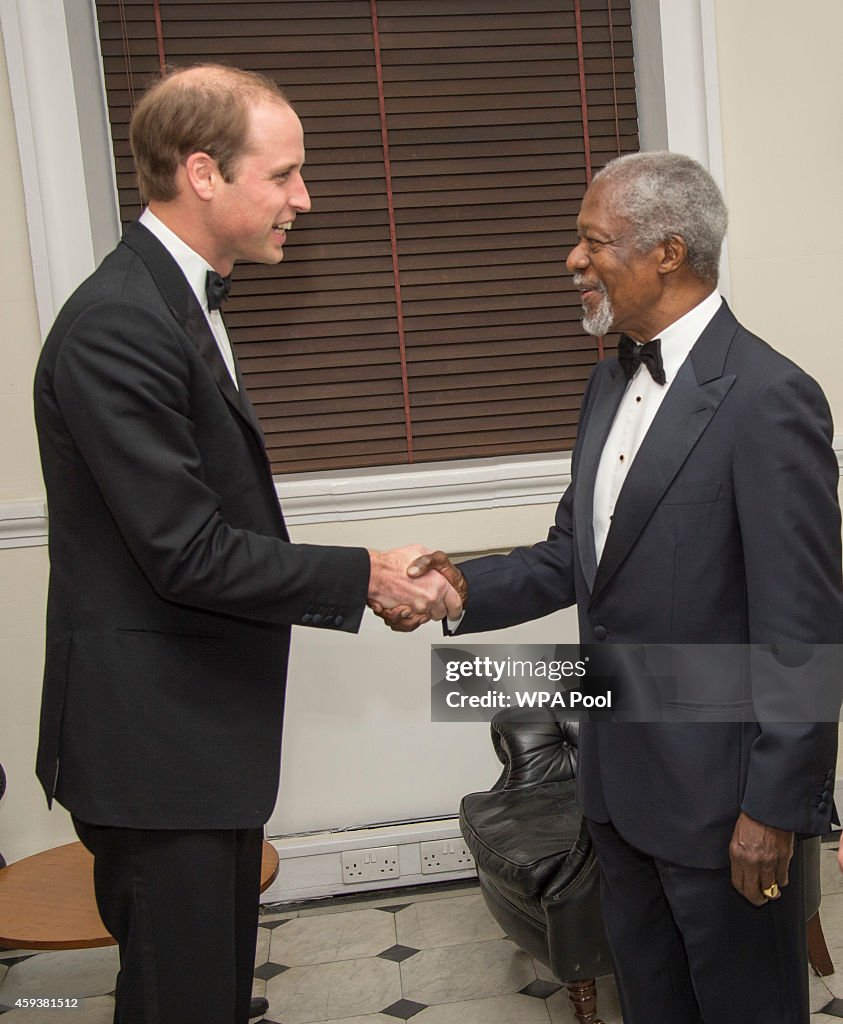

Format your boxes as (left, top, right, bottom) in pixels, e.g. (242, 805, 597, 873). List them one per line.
(370, 550, 468, 632)
(367, 545, 463, 624)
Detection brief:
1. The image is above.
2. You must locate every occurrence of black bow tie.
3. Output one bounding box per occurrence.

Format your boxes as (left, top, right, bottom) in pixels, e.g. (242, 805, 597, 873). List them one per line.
(617, 334, 666, 385)
(205, 270, 231, 311)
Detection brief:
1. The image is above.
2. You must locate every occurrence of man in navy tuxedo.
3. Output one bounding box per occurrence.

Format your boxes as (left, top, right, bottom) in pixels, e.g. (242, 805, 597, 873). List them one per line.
(34, 64, 460, 1024)
(378, 153, 842, 1023)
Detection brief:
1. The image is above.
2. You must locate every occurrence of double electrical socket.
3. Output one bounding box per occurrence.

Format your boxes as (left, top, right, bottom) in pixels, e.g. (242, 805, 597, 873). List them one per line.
(420, 838, 475, 874)
(341, 845, 400, 884)
(339, 837, 476, 884)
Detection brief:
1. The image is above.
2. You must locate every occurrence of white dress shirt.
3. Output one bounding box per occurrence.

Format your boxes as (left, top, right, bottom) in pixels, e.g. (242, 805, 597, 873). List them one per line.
(592, 290, 722, 561)
(139, 208, 239, 389)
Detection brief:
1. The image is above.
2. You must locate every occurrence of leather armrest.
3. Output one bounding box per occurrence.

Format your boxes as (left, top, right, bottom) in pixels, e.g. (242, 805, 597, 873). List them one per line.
(489, 707, 579, 791)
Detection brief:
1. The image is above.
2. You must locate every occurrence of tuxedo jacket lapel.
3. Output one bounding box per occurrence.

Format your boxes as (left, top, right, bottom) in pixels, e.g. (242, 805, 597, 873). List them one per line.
(573, 360, 628, 592)
(184, 303, 267, 446)
(590, 304, 739, 601)
(122, 221, 265, 449)
(232, 349, 267, 442)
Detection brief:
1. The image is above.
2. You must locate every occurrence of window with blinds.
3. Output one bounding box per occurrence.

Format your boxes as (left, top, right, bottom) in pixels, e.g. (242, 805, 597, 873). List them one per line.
(95, 1, 638, 474)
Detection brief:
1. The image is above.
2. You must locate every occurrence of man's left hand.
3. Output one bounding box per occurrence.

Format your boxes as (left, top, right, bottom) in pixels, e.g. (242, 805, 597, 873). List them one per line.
(728, 811, 795, 906)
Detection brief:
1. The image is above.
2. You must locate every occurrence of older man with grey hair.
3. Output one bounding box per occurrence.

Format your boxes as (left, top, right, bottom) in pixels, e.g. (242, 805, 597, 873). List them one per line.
(378, 151, 843, 1023)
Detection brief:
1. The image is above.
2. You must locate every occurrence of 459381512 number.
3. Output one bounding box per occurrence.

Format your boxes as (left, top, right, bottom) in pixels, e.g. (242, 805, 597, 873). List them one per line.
(14, 998, 81, 1009)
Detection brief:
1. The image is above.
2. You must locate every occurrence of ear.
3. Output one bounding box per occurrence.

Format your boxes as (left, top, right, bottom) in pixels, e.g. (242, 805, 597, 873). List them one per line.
(658, 234, 688, 275)
(182, 151, 218, 202)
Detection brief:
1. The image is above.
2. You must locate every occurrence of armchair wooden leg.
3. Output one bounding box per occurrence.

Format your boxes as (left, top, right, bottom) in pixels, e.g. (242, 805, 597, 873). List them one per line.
(566, 978, 605, 1024)
(807, 911, 835, 977)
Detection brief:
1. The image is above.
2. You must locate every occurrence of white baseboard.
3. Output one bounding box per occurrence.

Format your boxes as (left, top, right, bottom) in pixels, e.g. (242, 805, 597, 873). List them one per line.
(0, 499, 48, 549)
(262, 818, 477, 904)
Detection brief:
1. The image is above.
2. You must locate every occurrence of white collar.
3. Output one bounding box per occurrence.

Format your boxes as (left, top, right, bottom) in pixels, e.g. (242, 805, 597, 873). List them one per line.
(653, 290, 723, 382)
(139, 207, 215, 315)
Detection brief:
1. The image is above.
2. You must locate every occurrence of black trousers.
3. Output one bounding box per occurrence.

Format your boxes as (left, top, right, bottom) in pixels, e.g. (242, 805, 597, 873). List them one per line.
(74, 818, 263, 1024)
(587, 818, 809, 1024)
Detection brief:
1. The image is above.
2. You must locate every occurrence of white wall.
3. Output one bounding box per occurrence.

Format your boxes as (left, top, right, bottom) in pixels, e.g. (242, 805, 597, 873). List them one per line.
(0, 31, 77, 863)
(713, 0, 843, 791)
(272, 509, 577, 837)
(712, 0, 843, 419)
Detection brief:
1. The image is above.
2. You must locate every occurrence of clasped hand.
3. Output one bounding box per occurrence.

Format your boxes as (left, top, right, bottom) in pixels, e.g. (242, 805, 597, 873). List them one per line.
(368, 546, 465, 624)
(368, 549, 467, 630)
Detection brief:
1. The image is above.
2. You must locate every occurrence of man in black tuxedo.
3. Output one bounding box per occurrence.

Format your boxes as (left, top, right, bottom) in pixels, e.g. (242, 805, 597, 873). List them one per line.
(378, 153, 842, 1022)
(34, 65, 460, 1024)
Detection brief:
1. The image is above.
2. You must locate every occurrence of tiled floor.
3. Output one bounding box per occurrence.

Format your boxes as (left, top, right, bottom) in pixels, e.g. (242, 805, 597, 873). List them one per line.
(4, 845, 843, 1023)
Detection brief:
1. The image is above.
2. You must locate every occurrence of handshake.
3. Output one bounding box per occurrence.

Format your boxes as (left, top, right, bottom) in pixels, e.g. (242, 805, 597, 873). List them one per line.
(367, 546, 467, 632)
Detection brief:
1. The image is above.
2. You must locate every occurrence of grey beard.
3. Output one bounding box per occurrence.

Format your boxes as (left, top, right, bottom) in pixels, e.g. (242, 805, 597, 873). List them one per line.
(582, 291, 615, 336)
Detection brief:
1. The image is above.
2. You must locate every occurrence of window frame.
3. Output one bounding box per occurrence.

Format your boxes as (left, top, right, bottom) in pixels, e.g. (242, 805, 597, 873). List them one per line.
(1, 0, 729, 526)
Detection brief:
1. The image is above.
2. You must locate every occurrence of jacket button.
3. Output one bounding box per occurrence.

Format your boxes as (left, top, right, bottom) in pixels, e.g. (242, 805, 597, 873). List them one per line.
(302, 613, 312, 624)
(817, 801, 829, 814)
(311, 613, 323, 625)
(334, 615, 344, 627)
(593, 625, 608, 641)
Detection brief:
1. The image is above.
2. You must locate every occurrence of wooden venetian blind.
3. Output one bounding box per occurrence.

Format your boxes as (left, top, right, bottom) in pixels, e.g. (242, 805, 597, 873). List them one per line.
(95, 0, 638, 474)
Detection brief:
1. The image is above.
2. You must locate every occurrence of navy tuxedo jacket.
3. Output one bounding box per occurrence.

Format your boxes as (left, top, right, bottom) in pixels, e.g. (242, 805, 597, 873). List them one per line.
(34, 221, 371, 830)
(456, 302, 842, 868)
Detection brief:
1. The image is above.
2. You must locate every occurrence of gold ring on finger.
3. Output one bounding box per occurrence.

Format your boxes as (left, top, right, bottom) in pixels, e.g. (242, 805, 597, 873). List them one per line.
(762, 883, 779, 899)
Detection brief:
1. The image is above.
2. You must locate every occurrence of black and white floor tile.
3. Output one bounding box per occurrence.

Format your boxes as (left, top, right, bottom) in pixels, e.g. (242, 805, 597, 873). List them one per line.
(3, 846, 843, 1023)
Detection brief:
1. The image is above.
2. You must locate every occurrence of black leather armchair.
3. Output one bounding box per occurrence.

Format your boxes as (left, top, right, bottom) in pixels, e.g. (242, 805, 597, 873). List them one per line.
(459, 707, 612, 1024)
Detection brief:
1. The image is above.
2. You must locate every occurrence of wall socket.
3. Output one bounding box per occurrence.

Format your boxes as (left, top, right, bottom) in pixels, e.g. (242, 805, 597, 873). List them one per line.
(420, 838, 476, 874)
(341, 845, 400, 884)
